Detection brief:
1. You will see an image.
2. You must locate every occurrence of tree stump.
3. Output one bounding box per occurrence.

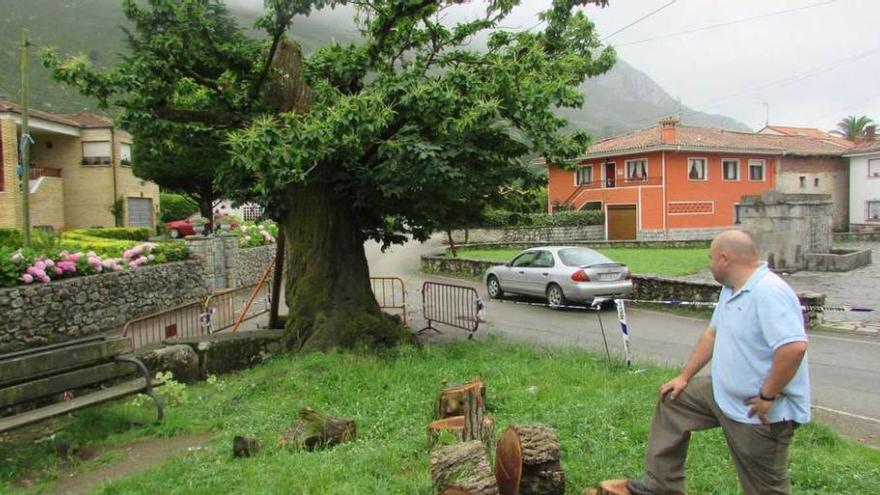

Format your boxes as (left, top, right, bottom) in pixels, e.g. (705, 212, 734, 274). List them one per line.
(232, 436, 260, 458)
(277, 406, 356, 451)
(435, 379, 486, 419)
(427, 415, 495, 449)
(431, 440, 499, 495)
(495, 425, 565, 495)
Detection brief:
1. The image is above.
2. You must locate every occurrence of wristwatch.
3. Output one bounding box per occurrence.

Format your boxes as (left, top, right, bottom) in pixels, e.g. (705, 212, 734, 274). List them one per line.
(759, 390, 776, 401)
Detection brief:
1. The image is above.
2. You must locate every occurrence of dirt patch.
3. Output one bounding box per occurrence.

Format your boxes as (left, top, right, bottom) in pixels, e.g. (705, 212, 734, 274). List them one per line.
(48, 433, 210, 495)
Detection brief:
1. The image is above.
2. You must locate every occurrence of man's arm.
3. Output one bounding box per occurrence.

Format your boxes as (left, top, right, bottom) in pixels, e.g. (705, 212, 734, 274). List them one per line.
(745, 341, 808, 423)
(660, 327, 716, 400)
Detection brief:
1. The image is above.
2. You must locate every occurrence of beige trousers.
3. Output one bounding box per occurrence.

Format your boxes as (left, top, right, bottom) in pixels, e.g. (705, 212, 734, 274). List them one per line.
(643, 376, 797, 495)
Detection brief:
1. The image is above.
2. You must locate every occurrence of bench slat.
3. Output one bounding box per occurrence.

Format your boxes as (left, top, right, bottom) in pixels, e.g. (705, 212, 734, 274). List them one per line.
(0, 378, 153, 433)
(0, 338, 132, 388)
(0, 362, 134, 409)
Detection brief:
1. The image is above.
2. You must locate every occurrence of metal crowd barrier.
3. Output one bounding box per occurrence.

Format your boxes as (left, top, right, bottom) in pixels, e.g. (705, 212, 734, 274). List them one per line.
(206, 282, 272, 334)
(419, 281, 482, 339)
(371, 277, 408, 324)
(121, 299, 207, 350)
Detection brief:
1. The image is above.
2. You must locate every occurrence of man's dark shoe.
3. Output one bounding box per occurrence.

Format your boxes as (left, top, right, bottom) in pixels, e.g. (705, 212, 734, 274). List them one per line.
(626, 480, 654, 495)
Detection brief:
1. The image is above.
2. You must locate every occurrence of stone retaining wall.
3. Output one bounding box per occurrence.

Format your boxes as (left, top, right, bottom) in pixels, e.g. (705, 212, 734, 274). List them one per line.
(451, 225, 604, 244)
(0, 260, 208, 353)
(638, 227, 732, 241)
(231, 245, 276, 288)
(834, 231, 880, 242)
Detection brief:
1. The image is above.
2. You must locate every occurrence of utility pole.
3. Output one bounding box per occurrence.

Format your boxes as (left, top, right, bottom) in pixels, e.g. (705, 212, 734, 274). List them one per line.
(20, 29, 31, 247)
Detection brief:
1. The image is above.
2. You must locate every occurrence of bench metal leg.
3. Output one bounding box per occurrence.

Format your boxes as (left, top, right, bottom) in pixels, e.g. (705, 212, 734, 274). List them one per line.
(114, 355, 164, 422)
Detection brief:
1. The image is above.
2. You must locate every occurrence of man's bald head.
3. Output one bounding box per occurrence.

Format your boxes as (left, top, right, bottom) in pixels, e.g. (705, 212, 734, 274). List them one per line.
(711, 230, 759, 263)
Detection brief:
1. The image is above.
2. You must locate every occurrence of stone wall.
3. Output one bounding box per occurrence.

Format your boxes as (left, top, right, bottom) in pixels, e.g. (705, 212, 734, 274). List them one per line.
(0, 260, 208, 353)
(450, 225, 605, 244)
(741, 191, 833, 271)
(453, 239, 709, 252)
(834, 231, 880, 242)
(638, 227, 732, 241)
(803, 248, 872, 272)
(231, 244, 276, 288)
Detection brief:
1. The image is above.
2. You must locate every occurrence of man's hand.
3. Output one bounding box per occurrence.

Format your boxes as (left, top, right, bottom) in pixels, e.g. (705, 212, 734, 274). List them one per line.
(745, 396, 774, 424)
(659, 375, 689, 400)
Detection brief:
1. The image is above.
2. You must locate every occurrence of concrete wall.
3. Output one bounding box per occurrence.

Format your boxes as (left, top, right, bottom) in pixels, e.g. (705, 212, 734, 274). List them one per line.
(637, 227, 733, 241)
(741, 191, 833, 271)
(778, 156, 849, 232)
(0, 119, 20, 229)
(0, 260, 208, 353)
(450, 225, 604, 244)
(848, 152, 880, 231)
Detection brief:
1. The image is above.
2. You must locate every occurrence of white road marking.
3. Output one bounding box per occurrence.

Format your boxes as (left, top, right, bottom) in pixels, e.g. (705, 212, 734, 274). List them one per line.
(812, 405, 880, 424)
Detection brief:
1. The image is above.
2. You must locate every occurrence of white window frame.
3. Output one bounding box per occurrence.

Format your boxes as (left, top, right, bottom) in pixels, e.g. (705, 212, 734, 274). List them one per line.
(868, 159, 880, 178)
(625, 158, 649, 182)
(867, 201, 880, 222)
(120, 143, 132, 165)
(687, 157, 707, 181)
(242, 205, 264, 222)
(721, 158, 740, 181)
(575, 164, 594, 186)
(748, 159, 766, 182)
(82, 141, 112, 165)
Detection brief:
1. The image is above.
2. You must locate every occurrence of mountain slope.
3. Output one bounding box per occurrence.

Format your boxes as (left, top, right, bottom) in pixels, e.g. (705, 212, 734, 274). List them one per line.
(0, 0, 749, 136)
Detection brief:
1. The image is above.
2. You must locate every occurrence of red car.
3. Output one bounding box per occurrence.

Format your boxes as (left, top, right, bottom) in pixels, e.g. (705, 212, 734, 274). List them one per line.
(165, 218, 240, 238)
(165, 219, 198, 238)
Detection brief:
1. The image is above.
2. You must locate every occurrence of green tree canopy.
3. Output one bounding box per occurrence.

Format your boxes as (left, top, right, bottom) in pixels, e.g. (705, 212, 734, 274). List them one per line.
(44, 0, 616, 350)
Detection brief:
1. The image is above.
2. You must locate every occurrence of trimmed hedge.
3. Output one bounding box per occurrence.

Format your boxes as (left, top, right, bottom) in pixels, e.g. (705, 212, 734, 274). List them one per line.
(69, 227, 151, 242)
(479, 210, 604, 228)
(0, 229, 21, 248)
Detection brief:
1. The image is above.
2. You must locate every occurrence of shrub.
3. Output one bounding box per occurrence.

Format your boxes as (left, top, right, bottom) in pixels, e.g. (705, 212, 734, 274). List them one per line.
(236, 220, 278, 248)
(0, 229, 22, 248)
(478, 209, 603, 228)
(70, 227, 151, 241)
(160, 193, 199, 223)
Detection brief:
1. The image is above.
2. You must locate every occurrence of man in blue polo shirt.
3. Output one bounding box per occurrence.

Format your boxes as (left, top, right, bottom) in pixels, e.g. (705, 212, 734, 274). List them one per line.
(594, 230, 810, 495)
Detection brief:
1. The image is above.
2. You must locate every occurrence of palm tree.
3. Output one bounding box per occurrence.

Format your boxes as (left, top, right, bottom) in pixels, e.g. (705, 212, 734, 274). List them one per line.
(832, 115, 875, 140)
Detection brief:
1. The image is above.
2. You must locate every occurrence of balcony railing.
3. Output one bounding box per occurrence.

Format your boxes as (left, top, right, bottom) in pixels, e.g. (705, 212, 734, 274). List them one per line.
(560, 176, 664, 208)
(29, 167, 63, 180)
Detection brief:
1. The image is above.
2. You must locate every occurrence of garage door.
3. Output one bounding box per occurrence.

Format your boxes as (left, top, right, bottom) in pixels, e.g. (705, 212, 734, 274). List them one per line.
(127, 198, 153, 228)
(607, 205, 637, 240)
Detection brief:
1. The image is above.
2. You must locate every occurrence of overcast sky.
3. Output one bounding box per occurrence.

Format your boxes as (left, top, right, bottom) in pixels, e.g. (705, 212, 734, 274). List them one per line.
(231, 0, 880, 133)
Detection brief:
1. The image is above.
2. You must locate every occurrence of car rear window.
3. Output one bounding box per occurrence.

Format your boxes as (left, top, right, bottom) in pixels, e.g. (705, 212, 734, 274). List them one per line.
(558, 248, 613, 267)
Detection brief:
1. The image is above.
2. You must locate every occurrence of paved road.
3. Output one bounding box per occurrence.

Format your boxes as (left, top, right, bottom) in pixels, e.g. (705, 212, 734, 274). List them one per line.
(365, 235, 880, 448)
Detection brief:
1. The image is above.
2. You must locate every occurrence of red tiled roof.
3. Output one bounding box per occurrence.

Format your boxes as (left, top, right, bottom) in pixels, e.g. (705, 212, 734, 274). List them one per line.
(760, 125, 854, 148)
(843, 140, 880, 155)
(582, 124, 849, 158)
(64, 112, 114, 128)
(0, 99, 82, 128)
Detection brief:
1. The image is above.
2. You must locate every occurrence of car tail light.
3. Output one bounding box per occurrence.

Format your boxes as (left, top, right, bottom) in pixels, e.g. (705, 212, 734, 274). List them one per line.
(624, 268, 632, 280)
(571, 269, 590, 282)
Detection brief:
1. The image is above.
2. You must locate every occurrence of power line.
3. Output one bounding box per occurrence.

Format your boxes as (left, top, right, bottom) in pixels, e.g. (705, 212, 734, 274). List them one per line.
(601, 0, 676, 42)
(813, 91, 880, 122)
(614, 0, 838, 48)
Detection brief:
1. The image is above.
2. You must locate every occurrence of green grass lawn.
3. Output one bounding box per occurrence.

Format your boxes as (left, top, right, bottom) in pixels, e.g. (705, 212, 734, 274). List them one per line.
(2, 341, 878, 494)
(455, 247, 710, 277)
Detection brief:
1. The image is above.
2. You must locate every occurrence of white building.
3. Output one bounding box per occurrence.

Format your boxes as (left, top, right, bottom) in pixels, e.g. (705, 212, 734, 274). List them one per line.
(212, 199, 265, 222)
(843, 131, 880, 232)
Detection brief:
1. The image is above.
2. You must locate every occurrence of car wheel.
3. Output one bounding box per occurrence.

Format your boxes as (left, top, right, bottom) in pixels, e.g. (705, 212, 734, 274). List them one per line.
(546, 283, 568, 308)
(169, 229, 180, 239)
(486, 275, 504, 299)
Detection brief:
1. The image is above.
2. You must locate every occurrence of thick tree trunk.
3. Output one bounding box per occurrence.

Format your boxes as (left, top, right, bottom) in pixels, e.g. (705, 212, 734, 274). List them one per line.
(495, 425, 565, 495)
(197, 197, 214, 233)
(269, 228, 285, 329)
(430, 441, 499, 495)
(282, 177, 411, 351)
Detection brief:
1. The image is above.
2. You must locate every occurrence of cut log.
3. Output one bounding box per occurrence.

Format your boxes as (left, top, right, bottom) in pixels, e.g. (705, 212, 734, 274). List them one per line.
(233, 436, 260, 458)
(495, 425, 565, 495)
(277, 406, 356, 451)
(585, 480, 631, 495)
(435, 378, 486, 419)
(431, 440, 498, 495)
(427, 415, 495, 449)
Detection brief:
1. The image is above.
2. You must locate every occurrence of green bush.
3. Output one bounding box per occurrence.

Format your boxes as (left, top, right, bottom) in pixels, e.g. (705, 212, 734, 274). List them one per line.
(160, 193, 199, 223)
(59, 232, 138, 257)
(0, 229, 22, 248)
(70, 227, 151, 241)
(479, 209, 603, 228)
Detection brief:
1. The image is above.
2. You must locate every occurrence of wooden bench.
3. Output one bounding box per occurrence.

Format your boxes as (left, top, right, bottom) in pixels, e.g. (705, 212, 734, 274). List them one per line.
(0, 335, 163, 433)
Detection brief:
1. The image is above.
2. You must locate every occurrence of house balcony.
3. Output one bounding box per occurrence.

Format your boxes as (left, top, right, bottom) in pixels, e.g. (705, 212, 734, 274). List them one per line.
(29, 166, 63, 180)
(560, 176, 664, 208)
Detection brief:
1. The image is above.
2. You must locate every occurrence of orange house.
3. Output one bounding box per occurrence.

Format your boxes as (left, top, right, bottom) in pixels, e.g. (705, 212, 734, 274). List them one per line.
(547, 117, 848, 240)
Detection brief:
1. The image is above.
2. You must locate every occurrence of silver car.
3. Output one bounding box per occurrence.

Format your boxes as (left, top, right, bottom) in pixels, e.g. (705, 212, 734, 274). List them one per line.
(484, 246, 633, 306)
